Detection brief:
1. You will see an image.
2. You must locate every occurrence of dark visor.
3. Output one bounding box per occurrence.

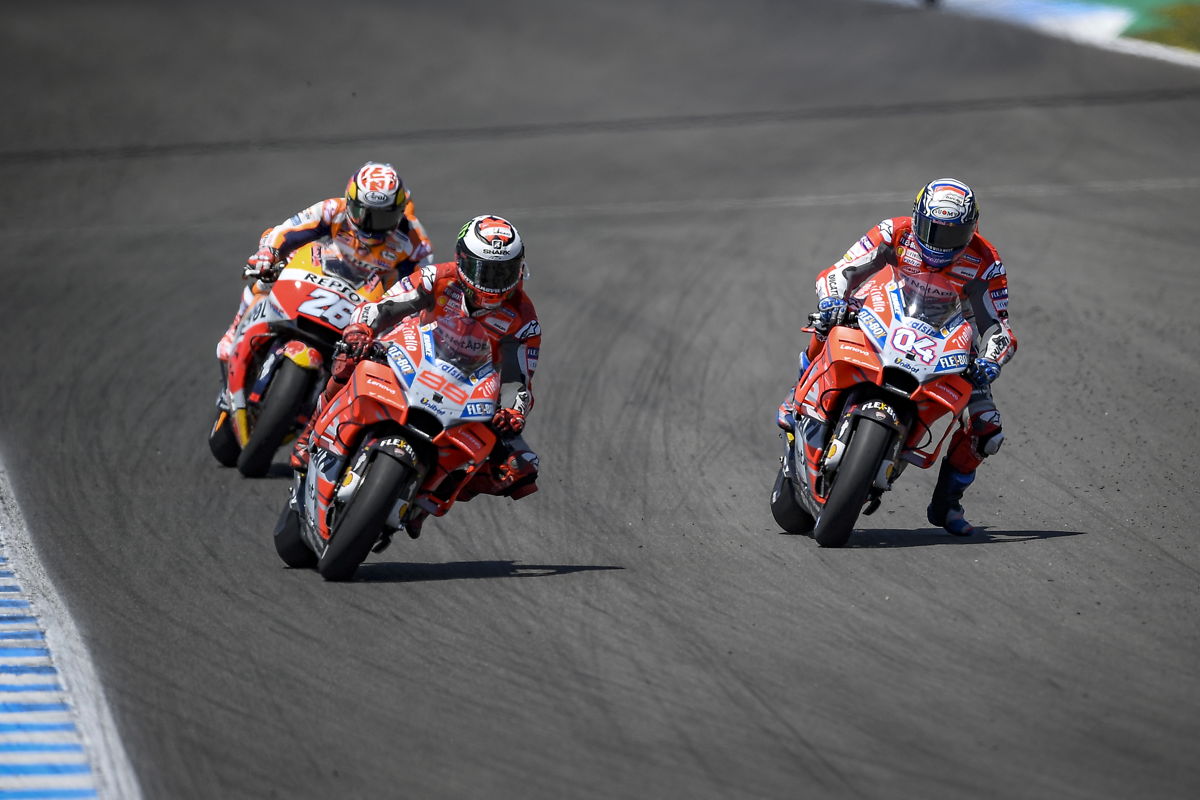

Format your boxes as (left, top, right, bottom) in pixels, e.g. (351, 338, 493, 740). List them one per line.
(914, 216, 974, 251)
(459, 255, 521, 294)
(347, 198, 403, 234)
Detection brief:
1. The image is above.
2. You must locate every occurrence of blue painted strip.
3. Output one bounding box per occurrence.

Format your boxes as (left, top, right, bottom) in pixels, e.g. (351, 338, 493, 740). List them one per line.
(0, 666, 56, 675)
(0, 648, 49, 658)
(0, 572, 13, 578)
(0, 632, 44, 641)
(0, 702, 69, 712)
(0, 617, 36, 625)
(0, 792, 98, 799)
(0, 685, 62, 693)
(0, 723, 75, 732)
(0, 743, 83, 752)
(0, 764, 91, 776)
(0, 588, 23, 594)
(0, 601, 29, 609)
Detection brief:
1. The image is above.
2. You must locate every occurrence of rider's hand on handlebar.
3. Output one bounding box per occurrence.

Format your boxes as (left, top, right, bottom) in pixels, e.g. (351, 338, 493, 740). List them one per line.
(340, 322, 376, 360)
(813, 296, 849, 335)
(970, 357, 1001, 387)
(492, 408, 526, 435)
(244, 246, 282, 282)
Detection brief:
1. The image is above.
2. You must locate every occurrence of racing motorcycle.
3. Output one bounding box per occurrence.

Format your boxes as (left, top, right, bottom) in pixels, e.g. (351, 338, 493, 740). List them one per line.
(208, 242, 385, 477)
(771, 264, 977, 547)
(274, 307, 502, 580)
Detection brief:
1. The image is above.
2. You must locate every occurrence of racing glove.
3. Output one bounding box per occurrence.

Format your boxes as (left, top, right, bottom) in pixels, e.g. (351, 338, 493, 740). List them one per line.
(970, 357, 1001, 387)
(244, 246, 282, 282)
(340, 322, 376, 360)
(492, 408, 526, 435)
(811, 296, 849, 335)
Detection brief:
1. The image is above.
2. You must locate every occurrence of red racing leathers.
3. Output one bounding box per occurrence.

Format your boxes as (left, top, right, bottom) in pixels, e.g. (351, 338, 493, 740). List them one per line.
(813, 216, 1016, 473)
(312, 261, 542, 500)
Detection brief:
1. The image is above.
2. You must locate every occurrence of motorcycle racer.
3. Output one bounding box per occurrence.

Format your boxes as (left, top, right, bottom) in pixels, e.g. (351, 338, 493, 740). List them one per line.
(216, 161, 433, 361)
(291, 214, 542, 538)
(783, 178, 1017, 536)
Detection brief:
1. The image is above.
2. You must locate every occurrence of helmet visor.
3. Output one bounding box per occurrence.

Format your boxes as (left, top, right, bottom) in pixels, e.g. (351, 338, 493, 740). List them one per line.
(347, 198, 403, 235)
(914, 216, 974, 251)
(458, 255, 522, 295)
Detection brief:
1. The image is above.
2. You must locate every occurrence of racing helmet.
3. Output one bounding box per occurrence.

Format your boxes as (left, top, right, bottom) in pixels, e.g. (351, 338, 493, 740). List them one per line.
(344, 162, 409, 243)
(455, 215, 525, 308)
(912, 178, 979, 269)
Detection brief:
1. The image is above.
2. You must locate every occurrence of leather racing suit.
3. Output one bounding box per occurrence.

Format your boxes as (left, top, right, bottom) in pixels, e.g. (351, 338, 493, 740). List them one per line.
(217, 196, 433, 360)
(332, 261, 541, 501)
(810, 215, 1016, 475)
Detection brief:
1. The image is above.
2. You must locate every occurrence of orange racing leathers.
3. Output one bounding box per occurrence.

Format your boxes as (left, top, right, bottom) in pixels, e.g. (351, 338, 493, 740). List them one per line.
(351, 261, 542, 498)
(813, 216, 1016, 473)
(217, 196, 432, 359)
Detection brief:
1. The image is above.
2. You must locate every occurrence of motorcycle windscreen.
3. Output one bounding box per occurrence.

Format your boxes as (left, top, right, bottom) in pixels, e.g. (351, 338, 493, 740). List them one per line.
(899, 272, 965, 329)
(430, 313, 493, 374)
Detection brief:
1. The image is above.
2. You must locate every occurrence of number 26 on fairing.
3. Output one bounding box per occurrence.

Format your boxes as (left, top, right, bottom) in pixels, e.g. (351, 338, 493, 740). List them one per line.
(890, 328, 937, 364)
(297, 289, 356, 328)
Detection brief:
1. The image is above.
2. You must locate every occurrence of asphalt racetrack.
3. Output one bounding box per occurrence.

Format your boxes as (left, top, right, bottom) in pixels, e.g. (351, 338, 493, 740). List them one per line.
(2, 1, 1200, 798)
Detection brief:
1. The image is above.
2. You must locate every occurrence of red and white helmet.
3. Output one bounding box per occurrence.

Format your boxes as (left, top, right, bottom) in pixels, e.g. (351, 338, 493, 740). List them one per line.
(344, 162, 409, 242)
(455, 215, 525, 308)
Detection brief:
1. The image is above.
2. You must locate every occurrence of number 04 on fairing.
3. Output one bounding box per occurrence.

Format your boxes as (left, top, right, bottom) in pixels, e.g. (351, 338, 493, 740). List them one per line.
(772, 265, 976, 547)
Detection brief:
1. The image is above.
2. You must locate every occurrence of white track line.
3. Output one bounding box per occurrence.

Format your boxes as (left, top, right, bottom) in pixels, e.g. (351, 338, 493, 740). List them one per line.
(0, 456, 143, 800)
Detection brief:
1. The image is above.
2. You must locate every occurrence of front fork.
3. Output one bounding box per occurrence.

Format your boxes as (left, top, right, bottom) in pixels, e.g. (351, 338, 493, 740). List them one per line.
(823, 390, 910, 515)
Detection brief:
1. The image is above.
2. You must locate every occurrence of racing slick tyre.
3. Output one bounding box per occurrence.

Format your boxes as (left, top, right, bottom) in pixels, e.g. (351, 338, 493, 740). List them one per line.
(318, 452, 411, 581)
(813, 417, 892, 548)
(770, 467, 815, 534)
(274, 501, 317, 569)
(237, 359, 313, 478)
(208, 407, 240, 467)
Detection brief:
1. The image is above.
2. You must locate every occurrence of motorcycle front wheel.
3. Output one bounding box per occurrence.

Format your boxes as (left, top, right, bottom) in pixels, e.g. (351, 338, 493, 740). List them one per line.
(237, 359, 314, 478)
(318, 452, 412, 581)
(813, 417, 892, 548)
(208, 407, 240, 467)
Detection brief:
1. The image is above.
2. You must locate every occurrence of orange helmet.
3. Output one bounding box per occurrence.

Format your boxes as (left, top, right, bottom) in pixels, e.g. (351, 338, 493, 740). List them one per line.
(344, 162, 409, 243)
(455, 215, 525, 308)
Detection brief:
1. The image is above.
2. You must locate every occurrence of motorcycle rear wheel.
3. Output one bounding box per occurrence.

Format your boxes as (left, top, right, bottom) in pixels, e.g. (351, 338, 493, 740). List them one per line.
(813, 417, 892, 548)
(237, 359, 313, 478)
(318, 452, 411, 581)
(770, 467, 815, 534)
(274, 500, 317, 569)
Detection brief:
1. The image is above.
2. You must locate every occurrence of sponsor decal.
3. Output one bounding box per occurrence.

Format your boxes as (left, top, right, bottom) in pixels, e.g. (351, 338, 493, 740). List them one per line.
(860, 400, 898, 422)
(898, 246, 923, 267)
(421, 265, 437, 291)
(937, 353, 969, 371)
(464, 401, 494, 418)
(515, 319, 541, 340)
(961, 253, 981, 264)
(983, 260, 1006, 280)
(951, 265, 977, 279)
(858, 309, 888, 343)
(878, 219, 894, 242)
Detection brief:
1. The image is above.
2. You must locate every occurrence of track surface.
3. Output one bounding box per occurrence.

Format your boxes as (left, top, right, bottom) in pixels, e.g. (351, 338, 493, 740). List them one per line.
(3, 2, 1200, 798)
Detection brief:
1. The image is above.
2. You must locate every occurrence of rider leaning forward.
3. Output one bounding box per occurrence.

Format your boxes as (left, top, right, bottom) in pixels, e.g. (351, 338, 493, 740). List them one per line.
(291, 214, 543, 539)
(785, 178, 1017, 535)
(216, 161, 433, 362)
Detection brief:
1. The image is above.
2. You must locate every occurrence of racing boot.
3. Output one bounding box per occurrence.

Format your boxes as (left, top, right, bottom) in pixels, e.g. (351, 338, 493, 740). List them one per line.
(926, 460, 978, 536)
